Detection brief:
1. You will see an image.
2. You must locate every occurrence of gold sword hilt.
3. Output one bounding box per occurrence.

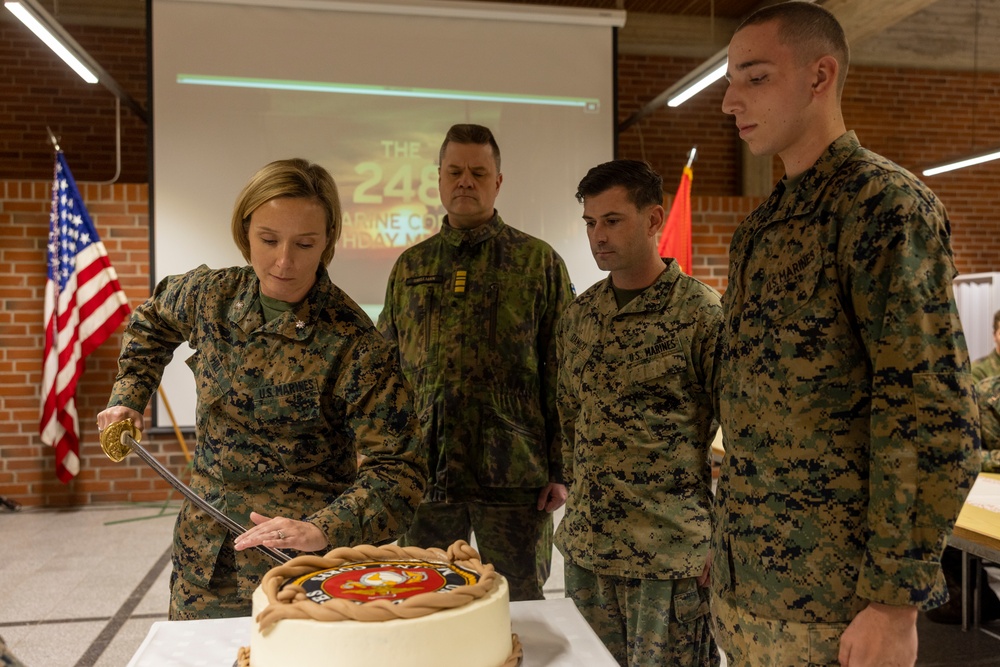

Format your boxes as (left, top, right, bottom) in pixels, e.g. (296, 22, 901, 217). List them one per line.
(100, 418, 141, 462)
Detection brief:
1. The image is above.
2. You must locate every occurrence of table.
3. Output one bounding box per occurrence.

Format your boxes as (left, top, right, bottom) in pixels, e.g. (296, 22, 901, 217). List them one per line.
(949, 472, 1000, 631)
(126, 597, 620, 667)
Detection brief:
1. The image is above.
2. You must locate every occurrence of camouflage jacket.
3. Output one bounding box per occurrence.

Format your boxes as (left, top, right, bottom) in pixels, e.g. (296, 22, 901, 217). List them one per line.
(972, 349, 1000, 382)
(554, 260, 723, 579)
(712, 132, 980, 623)
(979, 375, 1000, 470)
(377, 214, 573, 505)
(109, 265, 426, 596)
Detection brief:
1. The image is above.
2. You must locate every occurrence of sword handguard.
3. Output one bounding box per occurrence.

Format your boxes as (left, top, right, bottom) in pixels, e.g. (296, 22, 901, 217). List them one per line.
(100, 418, 140, 462)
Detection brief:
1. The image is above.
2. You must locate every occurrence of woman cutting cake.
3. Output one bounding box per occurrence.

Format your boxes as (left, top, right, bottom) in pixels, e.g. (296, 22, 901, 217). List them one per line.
(97, 158, 426, 620)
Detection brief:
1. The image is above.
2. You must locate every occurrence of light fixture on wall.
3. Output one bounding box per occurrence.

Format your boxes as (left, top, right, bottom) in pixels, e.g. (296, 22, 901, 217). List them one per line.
(922, 148, 1000, 177)
(618, 47, 728, 132)
(666, 49, 728, 108)
(4, 0, 98, 83)
(4, 0, 147, 123)
(922, 0, 995, 177)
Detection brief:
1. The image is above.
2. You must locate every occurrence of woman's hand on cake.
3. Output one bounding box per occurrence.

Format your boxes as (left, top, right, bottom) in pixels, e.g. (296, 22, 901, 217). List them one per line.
(234, 511, 330, 553)
(96, 406, 145, 434)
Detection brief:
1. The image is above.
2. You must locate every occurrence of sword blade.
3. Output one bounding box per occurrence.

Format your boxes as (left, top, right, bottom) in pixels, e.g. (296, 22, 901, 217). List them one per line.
(121, 432, 291, 564)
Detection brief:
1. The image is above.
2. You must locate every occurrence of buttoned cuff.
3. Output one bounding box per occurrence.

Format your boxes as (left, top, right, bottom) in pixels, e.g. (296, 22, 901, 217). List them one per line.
(856, 548, 947, 611)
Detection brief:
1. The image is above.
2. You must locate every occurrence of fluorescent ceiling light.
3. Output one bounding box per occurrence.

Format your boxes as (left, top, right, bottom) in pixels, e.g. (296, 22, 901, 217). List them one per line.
(177, 74, 600, 111)
(668, 60, 728, 107)
(5, 0, 98, 83)
(618, 46, 729, 132)
(923, 147, 1000, 177)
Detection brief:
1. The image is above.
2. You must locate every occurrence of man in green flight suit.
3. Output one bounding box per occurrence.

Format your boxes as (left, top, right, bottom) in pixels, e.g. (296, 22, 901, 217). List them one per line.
(378, 124, 574, 600)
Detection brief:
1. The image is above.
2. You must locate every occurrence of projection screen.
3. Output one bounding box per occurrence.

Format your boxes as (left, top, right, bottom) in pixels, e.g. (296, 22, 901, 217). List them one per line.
(151, 0, 624, 429)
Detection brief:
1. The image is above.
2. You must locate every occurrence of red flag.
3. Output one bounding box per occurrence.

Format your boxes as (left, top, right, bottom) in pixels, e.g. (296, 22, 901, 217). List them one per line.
(658, 165, 693, 273)
(41, 152, 131, 482)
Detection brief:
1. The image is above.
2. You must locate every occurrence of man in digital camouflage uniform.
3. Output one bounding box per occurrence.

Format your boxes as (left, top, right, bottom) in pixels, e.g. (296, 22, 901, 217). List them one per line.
(100, 159, 426, 619)
(712, 4, 980, 666)
(972, 310, 1000, 381)
(378, 124, 574, 601)
(556, 159, 722, 667)
(980, 375, 1000, 461)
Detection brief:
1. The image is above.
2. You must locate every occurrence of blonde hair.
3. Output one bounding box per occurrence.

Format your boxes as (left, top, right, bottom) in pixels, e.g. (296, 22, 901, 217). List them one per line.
(231, 158, 342, 266)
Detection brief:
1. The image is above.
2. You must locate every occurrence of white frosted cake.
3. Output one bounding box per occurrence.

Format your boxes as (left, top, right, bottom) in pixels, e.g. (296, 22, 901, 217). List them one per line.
(238, 540, 520, 667)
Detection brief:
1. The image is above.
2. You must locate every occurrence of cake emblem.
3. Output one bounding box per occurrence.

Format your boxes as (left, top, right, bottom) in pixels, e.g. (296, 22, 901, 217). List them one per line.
(290, 560, 480, 603)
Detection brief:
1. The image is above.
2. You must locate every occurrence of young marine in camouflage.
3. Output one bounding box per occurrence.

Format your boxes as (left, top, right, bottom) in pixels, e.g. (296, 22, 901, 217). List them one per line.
(979, 375, 1000, 469)
(971, 311, 1000, 381)
(557, 160, 722, 667)
(101, 159, 426, 619)
(713, 5, 979, 665)
(974, 350, 1000, 382)
(378, 125, 574, 601)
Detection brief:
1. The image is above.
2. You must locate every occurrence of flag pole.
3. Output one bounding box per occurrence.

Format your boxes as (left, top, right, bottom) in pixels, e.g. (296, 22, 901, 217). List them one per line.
(46, 125, 61, 152)
(157, 387, 192, 462)
(685, 147, 698, 169)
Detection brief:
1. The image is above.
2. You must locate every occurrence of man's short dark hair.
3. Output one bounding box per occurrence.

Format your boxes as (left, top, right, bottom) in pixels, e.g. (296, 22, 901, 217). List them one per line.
(739, 1, 850, 93)
(576, 159, 663, 210)
(994, 309, 1000, 334)
(439, 124, 501, 171)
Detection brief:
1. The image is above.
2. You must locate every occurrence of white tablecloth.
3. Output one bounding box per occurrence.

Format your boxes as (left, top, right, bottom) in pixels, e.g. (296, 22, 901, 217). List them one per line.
(126, 597, 619, 667)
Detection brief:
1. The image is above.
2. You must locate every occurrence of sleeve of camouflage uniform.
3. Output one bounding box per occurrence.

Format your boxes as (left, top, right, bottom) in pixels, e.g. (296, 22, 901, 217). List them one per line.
(107, 266, 208, 411)
(842, 177, 979, 609)
(541, 254, 575, 485)
(555, 311, 580, 488)
(303, 331, 427, 548)
(692, 294, 723, 532)
(692, 297, 723, 427)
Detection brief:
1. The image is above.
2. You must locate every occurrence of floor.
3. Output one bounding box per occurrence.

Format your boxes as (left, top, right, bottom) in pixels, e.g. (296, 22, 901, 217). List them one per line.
(1, 502, 999, 667)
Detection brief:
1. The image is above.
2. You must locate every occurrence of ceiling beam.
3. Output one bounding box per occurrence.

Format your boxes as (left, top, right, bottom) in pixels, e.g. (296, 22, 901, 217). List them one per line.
(821, 0, 941, 45)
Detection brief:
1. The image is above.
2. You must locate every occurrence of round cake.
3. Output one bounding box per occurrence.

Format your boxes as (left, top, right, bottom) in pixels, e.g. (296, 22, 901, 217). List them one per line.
(239, 540, 520, 667)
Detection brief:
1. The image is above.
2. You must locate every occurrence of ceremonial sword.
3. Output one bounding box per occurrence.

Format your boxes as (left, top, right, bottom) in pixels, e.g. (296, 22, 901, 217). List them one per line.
(100, 419, 291, 563)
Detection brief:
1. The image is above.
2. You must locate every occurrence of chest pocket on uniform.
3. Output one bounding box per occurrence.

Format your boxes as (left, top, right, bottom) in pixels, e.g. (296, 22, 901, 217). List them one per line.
(401, 275, 444, 373)
(186, 350, 231, 408)
(628, 349, 689, 440)
(254, 381, 322, 473)
(761, 247, 822, 322)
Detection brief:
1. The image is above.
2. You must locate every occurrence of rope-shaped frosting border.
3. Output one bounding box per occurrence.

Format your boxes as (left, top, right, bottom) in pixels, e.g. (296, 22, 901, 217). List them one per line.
(255, 540, 498, 631)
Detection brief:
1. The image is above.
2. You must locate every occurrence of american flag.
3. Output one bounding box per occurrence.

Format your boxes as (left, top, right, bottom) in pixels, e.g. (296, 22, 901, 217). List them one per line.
(40, 152, 131, 483)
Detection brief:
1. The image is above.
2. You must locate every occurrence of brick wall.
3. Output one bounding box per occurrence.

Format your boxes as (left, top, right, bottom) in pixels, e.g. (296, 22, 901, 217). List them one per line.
(0, 180, 187, 507)
(0, 21, 148, 182)
(2, 22, 1000, 506)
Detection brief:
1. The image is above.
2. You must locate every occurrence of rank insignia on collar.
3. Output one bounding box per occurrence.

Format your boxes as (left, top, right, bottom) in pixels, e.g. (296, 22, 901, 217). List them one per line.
(296, 320, 306, 329)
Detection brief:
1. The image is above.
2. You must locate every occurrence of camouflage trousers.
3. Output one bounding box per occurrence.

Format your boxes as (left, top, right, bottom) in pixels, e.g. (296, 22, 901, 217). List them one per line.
(564, 560, 719, 667)
(169, 542, 249, 620)
(0, 635, 26, 667)
(399, 500, 552, 601)
(710, 589, 848, 666)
